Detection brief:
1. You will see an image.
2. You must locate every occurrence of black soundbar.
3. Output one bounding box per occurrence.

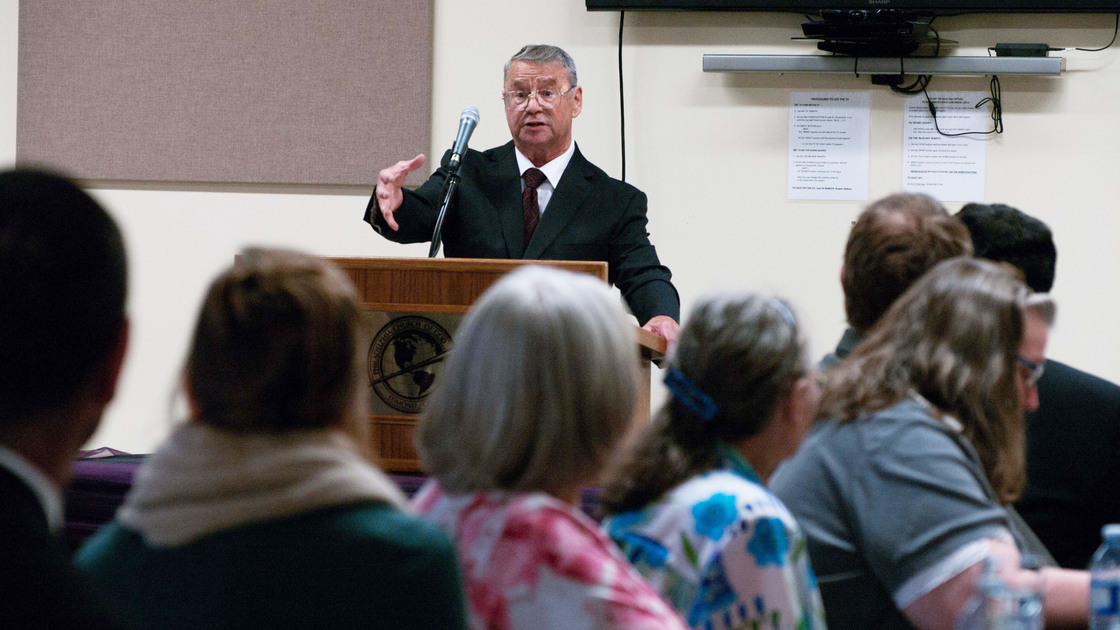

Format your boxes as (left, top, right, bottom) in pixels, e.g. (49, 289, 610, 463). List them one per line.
(802, 20, 932, 38)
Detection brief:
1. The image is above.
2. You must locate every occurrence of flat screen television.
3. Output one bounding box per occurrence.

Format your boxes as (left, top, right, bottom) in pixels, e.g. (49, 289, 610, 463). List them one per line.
(586, 0, 1120, 13)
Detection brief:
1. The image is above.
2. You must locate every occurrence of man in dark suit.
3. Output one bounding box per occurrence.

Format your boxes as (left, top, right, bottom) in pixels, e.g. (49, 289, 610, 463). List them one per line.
(958, 202, 1120, 569)
(0, 169, 130, 627)
(365, 44, 680, 342)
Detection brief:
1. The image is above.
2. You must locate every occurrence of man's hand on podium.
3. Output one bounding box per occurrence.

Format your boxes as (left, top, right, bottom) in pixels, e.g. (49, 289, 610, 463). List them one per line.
(375, 153, 426, 231)
(642, 315, 680, 344)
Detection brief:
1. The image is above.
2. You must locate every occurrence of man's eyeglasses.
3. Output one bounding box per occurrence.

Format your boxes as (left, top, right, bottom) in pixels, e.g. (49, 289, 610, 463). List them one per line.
(1019, 356, 1045, 388)
(502, 86, 575, 111)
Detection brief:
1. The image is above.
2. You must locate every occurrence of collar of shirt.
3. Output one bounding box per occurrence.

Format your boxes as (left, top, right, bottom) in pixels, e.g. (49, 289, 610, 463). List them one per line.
(514, 141, 576, 216)
(835, 327, 864, 361)
(716, 442, 762, 485)
(0, 444, 64, 531)
(908, 390, 965, 434)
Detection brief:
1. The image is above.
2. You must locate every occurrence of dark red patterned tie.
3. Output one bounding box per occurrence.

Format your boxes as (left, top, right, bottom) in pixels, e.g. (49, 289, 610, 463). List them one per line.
(522, 168, 546, 248)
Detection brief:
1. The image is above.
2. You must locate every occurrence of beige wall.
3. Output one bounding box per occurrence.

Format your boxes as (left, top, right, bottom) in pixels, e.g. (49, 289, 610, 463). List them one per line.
(4, 1, 1119, 452)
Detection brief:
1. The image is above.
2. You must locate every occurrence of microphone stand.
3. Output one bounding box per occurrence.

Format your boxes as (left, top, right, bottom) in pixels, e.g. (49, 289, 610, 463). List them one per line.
(429, 107, 478, 258)
(427, 166, 460, 258)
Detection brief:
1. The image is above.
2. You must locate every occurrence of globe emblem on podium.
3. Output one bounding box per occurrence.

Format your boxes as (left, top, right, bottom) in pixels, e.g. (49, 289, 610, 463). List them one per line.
(367, 316, 452, 414)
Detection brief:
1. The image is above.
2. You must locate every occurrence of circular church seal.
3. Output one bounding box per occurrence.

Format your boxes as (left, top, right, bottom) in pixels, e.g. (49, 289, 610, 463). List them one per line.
(367, 316, 452, 414)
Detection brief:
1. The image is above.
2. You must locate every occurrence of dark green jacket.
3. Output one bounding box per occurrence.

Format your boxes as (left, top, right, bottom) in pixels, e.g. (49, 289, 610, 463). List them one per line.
(76, 501, 467, 630)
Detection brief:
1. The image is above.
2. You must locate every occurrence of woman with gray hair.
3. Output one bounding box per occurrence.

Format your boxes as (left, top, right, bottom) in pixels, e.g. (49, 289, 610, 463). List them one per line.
(76, 248, 467, 629)
(413, 265, 686, 629)
(771, 257, 1089, 630)
(600, 293, 826, 630)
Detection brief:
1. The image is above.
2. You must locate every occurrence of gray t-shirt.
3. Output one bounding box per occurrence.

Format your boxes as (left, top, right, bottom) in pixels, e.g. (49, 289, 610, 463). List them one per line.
(771, 396, 1028, 630)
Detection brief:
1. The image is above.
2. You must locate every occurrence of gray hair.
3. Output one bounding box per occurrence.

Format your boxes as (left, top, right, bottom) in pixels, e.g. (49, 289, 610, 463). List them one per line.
(1025, 292, 1056, 326)
(504, 45, 578, 88)
(418, 265, 637, 495)
(601, 292, 810, 514)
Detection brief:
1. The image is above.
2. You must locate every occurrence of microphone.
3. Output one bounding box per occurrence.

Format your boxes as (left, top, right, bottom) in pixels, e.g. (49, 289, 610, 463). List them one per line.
(448, 106, 480, 172)
(429, 106, 479, 258)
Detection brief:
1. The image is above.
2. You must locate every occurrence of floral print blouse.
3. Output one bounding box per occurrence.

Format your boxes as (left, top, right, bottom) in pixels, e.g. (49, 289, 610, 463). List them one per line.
(602, 447, 826, 630)
(412, 481, 687, 630)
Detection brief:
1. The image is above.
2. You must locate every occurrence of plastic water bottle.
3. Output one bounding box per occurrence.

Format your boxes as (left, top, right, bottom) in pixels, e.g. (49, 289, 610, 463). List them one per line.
(1091, 524, 1120, 630)
(956, 558, 1003, 630)
(956, 557, 1043, 630)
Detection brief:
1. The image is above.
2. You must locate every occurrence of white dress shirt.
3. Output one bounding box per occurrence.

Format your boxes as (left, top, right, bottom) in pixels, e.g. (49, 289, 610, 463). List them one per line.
(513, 140, 577, 216)
(0, 444, 64, 531)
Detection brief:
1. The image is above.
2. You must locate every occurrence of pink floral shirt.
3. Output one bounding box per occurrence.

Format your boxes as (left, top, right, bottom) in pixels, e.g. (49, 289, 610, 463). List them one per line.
(412, 481, 687, 630)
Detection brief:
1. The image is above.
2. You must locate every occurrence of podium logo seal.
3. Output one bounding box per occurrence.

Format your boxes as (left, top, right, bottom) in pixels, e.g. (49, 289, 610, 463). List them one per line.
(367, 316, 452, 414)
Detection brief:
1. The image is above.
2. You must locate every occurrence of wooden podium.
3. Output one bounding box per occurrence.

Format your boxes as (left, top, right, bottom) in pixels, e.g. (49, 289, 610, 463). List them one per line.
(327, 256, 666, 472)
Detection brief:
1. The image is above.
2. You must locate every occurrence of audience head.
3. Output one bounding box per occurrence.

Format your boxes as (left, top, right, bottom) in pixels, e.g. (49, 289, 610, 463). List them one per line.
(956, 202, 1056, 293)
(603, 293, 814, 514)
(826, 256, 1040, 503)
(185, 248, 366, 438)
(0, 168, 127, 448)
(417, 265, 637, 498)
(842, 192, 973, 332)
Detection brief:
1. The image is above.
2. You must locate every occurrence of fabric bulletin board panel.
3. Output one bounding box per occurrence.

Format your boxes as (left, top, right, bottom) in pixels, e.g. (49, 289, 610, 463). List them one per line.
(17, 1, 433, 186)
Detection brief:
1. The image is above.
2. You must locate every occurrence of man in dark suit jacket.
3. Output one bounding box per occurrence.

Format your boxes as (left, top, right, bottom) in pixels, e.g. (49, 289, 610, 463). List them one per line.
(0, 169, 130, 628)
(365, 44, 680, 342)
(958, 202, 1120, 569)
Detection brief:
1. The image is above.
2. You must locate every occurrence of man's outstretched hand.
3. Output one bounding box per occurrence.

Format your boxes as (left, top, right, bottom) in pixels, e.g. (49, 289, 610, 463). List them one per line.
(375, 153, 426, 231)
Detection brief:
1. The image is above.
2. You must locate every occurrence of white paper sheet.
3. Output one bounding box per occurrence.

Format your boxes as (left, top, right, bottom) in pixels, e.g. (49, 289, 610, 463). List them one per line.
(902, 92, 989, 202)
(788, 92, 870, 201)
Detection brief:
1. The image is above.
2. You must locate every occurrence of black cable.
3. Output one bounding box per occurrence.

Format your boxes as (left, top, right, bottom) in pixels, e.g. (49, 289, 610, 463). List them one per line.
(921, 75, 1003, 137)
(891, 74, 931, 94)
(973, 76, 1003, 133)
(618, 10, 626, 183)
(889, 23, 938, 95)
(1075, 11, 1119, 51)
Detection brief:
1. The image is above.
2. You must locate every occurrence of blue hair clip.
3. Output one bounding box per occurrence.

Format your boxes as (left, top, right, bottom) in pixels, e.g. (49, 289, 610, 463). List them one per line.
(664, 367, 719, 422)
(768, 298, 796, 328)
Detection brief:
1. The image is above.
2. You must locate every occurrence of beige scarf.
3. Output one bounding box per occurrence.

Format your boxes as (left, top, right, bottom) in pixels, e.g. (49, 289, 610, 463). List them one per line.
(117, 422, 406, 546)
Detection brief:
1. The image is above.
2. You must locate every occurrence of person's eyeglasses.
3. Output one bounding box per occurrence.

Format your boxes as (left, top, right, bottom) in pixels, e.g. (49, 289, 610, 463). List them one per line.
(501, 86, 575, 111)
(1018, 356, 1045, 388)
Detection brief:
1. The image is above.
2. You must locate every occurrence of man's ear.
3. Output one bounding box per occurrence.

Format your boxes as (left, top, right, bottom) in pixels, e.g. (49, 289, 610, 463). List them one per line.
(783, 375, 821, 432)
(571, 86, 583, 118)
(93, 317, 130, 408)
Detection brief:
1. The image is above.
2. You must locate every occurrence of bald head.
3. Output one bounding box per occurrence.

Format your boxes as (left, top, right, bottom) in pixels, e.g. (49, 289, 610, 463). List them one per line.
(841, 193, 973, 332)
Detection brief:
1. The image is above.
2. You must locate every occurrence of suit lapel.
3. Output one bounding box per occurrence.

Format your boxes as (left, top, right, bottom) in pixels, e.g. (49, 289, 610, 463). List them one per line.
(0, 465, 51, 533)
(524, 145, 592, 260)
(479, 142, 526, 258)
